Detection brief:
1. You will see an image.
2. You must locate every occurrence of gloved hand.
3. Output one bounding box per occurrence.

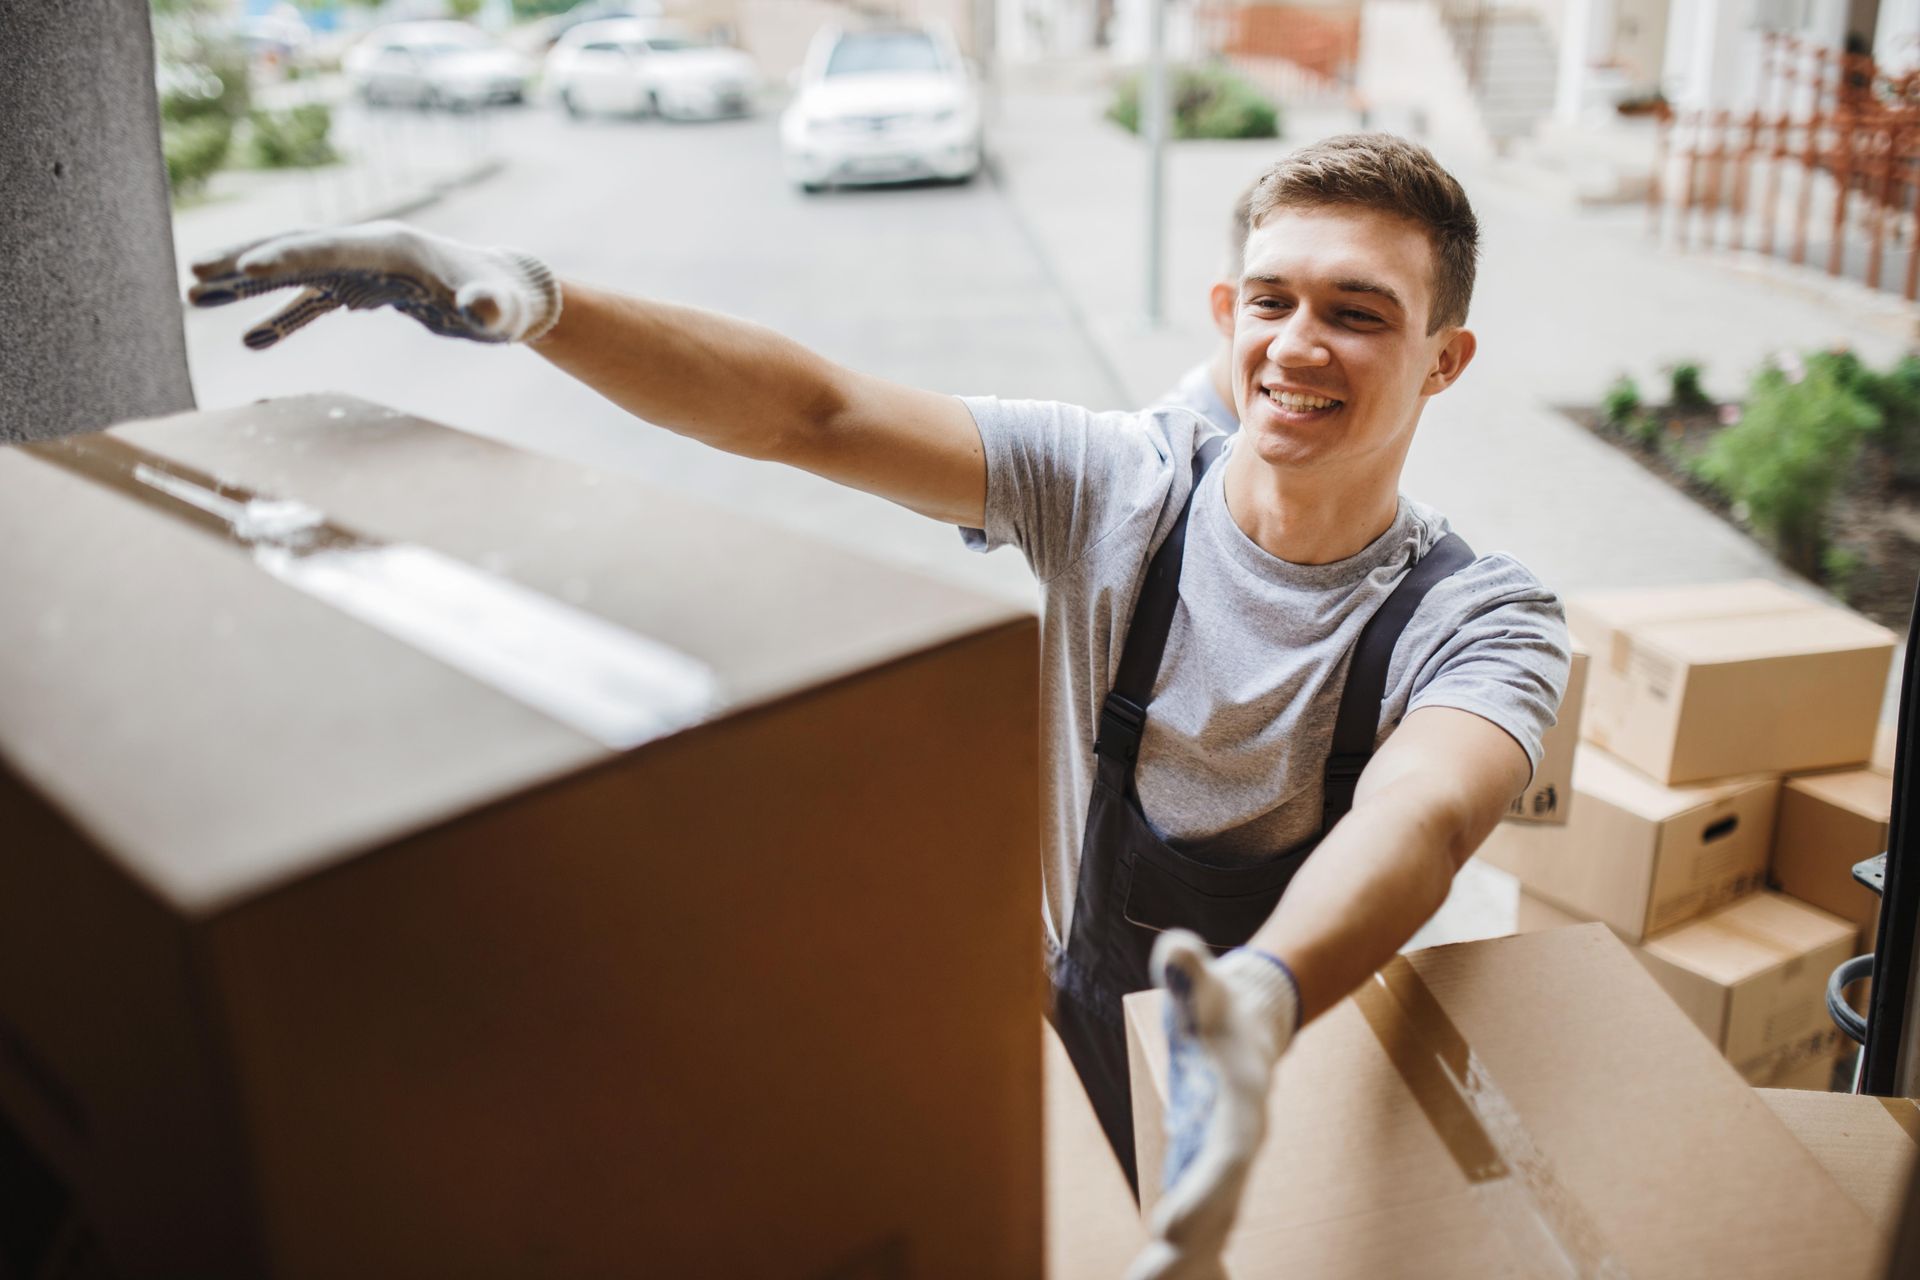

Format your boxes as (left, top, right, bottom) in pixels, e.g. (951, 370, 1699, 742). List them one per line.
(187, 221, 562, 349)
(1128, 932, 1301, 1280)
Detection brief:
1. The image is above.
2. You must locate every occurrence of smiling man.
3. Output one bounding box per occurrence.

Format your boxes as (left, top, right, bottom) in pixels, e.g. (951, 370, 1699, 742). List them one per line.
(190, 132, 1569, 1278)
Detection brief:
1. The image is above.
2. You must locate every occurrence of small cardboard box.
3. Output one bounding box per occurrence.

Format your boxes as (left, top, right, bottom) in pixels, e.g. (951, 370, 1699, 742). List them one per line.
(1638, 892, 1855, 1088)
(1773, 768, 1890, 953)
(1759, 1089, 1920, 1234)
(1124, 926, 1881, 1277)
(1570, 580, 1895, 785)
(1504, 645, 1586, 825)
(0, 397, 1044, 1278)
(1477, 744, 1778, 942)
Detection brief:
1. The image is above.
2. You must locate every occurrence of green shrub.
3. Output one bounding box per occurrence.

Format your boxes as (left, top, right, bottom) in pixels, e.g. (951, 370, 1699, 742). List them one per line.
(1108, 65, 1281, 140)
(1690, 363, 1881, 575)
(1855, 352, 1920, 486)
(1669, 361, 1710, 410)
(1627, 412, 1662, 448)
(1600, 375, 1641, 430)
(163, 114, 233, 195)
(1822, 545, 1866, 604)
(246, 104, 337, 169)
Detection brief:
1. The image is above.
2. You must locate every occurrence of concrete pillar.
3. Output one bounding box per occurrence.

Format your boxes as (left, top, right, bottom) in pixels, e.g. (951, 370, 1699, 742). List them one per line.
(0, 0, 195, 444)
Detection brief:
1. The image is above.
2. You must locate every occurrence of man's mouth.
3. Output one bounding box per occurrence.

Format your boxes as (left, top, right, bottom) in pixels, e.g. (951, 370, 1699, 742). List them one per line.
(1260, 388, 1344, 416)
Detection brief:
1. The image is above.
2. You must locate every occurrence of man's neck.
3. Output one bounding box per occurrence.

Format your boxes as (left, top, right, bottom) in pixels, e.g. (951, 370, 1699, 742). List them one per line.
(1221, 449, 1403, 565)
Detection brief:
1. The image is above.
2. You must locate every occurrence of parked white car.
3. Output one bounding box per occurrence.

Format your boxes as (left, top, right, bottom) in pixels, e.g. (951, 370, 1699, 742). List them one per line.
(544, 19, 756, 120)
(779, 24, 981, 192)
(344, 21, 533, 109)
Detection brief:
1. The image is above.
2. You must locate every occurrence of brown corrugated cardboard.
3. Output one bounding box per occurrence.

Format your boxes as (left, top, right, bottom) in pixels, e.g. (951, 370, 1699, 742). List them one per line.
(1513, 888, 1589, 933)
(1760, 1089, 1920, 1233)
(1477, 744, 1777, 942)
(1774, 768, 1891, 953)
(1514, 891, 1848, 1088)
(1125, 926, 1880, 1277)
(1504, 645, 1586, 825)
(1044, 1020, 1146, 1279)
(1638, 892, 1855, 1087)
(1571, 580, 1895, 785)
(0, 396, 1044, 1278)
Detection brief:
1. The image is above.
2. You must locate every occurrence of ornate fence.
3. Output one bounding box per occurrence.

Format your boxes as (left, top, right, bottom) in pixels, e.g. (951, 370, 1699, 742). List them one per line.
(1652, 33, 1920, 302)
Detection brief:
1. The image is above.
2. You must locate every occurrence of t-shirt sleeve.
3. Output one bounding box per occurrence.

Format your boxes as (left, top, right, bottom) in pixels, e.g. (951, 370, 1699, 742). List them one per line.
(1401, 557, 1572, 779)
(956, 396, 1212, 584)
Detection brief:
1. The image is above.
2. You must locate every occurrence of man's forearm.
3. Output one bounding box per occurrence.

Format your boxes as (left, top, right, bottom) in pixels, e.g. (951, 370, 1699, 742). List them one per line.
(1247, 784, 1464, 1026)
(530, 280, 849, 464)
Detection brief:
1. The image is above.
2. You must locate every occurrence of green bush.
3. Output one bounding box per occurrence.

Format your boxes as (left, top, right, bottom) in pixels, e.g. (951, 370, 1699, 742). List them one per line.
(1669, 361, 1710, 410)
(1627, 412, 1662, 448)
(1690, 363, 1881, 575)
(1108, 65, 1280, 140)
(163, 114, 233, 195)
(1854, 352, 1920, 486)
(1600, 375, 1641, 430)
(246, 104, 337, 169)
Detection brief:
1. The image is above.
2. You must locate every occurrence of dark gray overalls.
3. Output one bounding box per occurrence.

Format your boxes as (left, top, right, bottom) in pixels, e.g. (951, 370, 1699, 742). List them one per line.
(1048, 435, 1473, 1192)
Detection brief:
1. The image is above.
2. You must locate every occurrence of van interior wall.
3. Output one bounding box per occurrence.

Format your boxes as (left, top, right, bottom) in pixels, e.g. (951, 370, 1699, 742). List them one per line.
(0, 0, 194, 444)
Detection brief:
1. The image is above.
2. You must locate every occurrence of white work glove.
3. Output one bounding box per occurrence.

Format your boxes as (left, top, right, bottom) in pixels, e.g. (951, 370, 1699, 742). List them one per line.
(187, 221, 562, 349)
(1128, 932, 1300, 1280)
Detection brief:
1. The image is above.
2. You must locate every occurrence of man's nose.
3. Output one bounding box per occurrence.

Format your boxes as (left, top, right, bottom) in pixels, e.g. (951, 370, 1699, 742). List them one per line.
(1268, 311, 1331, 368)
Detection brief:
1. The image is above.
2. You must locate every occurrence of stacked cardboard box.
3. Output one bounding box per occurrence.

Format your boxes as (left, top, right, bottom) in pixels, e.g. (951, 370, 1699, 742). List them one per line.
(1483, 580, 1896, 1089)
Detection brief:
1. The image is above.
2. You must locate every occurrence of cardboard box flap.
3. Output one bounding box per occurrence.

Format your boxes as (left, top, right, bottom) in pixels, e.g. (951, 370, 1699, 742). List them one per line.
(1566, 580, 1811, 671)
(1126, 925, 1880, 1278)
(0, 396, 1030, 916)
(1759, 1089, 1920, 1233)
(1575, 743, 1769, 820)
(1789, 768, 1894, 824)
(1634, 609, 1898, 665)
(1642, 893, 1857, 987)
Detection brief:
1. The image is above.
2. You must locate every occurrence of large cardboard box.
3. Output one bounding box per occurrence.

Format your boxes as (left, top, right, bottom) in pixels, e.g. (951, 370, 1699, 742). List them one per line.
(1504, 645, 1586, 825)
(0, 397, 1044, 1278)
(1773, 768, 1891, 953)
(1759, 1089, 1920, 1234)
(1638, 892, 1855, 1088)
(1124, 926, 1881, 1277)
(1570, 580, 1895, 785)
(1478, 744, 1778, 942)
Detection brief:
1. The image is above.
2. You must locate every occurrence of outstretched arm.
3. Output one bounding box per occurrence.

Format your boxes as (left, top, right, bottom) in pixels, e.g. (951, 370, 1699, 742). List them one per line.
(189, 223, 987, 526)
(1132, 707, 1530, 1280)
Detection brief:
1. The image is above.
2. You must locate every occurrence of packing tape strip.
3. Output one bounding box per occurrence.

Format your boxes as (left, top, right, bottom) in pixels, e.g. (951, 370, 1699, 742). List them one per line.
(25, 432, 722, 752)
(1355, 956, 1630, 1279)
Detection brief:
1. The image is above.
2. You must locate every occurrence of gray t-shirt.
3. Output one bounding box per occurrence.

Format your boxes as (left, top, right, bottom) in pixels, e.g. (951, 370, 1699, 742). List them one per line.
(1151, 361, 1238, 434)
(959, 397, 1571, 955)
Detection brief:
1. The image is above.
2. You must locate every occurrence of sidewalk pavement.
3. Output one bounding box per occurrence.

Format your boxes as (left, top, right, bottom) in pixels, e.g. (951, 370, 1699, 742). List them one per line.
(171, 84, 502, 294)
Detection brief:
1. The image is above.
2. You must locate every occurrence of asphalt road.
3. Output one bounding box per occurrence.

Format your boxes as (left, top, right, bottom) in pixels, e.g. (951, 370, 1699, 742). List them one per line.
(183, 98, 1130, 605)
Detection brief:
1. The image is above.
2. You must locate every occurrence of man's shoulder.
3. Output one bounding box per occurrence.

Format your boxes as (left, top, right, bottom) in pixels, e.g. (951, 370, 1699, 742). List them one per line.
(1402, 501, 1563, 623)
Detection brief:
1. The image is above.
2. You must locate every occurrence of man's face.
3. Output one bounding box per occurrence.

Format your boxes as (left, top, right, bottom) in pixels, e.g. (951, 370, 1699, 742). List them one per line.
(1231, 205, 1472, 475)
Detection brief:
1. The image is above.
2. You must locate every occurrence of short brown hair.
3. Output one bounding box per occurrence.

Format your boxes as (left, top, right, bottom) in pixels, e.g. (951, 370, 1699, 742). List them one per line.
(1245, 133, 1478, 334)
(1226, 181, 1255, 278)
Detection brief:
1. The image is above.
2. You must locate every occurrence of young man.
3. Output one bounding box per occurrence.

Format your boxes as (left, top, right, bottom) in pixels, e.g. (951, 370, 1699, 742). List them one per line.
(190, 133, 1569, 1279)
(1150, 181, 1252, 434)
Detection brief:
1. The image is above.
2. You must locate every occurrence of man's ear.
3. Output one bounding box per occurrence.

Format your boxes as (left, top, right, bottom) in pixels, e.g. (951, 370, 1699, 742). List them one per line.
(1208, 280, 1237, 340)
(1422, 328, 1477, 396)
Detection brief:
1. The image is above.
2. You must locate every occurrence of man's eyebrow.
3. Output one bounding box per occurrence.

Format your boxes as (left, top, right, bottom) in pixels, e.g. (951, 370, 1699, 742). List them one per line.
(1243, 274, 1405, 311)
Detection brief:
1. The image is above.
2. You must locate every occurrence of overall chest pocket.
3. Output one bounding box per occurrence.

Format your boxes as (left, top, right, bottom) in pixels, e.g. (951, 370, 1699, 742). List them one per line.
(1121, 836, 1318, 951)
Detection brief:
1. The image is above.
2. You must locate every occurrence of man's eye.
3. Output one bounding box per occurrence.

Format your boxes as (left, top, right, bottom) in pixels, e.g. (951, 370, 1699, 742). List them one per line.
(1343, 311, 1380, 324)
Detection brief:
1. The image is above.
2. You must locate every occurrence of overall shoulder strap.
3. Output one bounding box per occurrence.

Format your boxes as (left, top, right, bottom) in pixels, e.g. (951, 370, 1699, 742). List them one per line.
(1093, 433, 1229, 767)
(1320, 531, 1477, 829)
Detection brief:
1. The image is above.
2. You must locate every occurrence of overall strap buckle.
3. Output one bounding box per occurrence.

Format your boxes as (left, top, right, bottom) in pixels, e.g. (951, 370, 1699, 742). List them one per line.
(1095, 695, 1147, 764)
(1321, 752, 1369, 827)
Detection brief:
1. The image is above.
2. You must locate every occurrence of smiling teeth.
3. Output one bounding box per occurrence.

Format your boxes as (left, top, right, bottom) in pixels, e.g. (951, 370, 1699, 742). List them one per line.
(1272, 391, 1339, 409)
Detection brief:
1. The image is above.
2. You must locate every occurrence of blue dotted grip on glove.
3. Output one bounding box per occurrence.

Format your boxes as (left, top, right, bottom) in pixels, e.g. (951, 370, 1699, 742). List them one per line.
(1161, 961, 1221, 1192)
(192, 268, 505, 349)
